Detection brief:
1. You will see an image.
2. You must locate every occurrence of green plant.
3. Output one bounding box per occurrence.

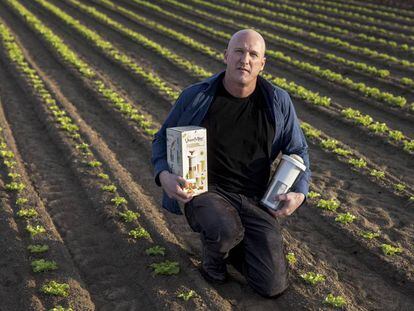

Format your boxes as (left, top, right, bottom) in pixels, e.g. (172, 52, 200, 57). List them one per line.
(119, 210, 140, 222)
(285, 252, 296, 265)
(111, 196, 127, 206)
(370, 169, 385, 179)
(150, 260, 180, 275)
(388, 130, 404, 141)
(17, 208, 38, 218)
(348, 158, 367, 168)
(145, 245, 166, 256)
(381, 244, 402, 256)
(324, 293, 346, 308)
(0, 150, 14, 158)
(28, 244, 49, 253)
(300, 272, 325, 285)
(26, 224, 46, 237)
(316, 199, 340, 211)
(16, 197, 29, 205)
(333, 148, 352, 156)
(31, 259, 58, 272)
(101, 184, 117, 192)
(88, 160, 102, 167)
(335, 212, 357, 224)
(4, 160, 16, 168)
(307, 191, 321, 199)
(41, 281, 70, 297)
(129, 227, 150, 239)
(98, 172, 109, 179)
(177, 289, 196, 301)
(393, 183, 406, 192)
(8, 172, 21, 179)
(49, 306, 74, 311)
(5, 182, 25, 192)
(320, 139, 338, 150)
(358, 231, 380, 240)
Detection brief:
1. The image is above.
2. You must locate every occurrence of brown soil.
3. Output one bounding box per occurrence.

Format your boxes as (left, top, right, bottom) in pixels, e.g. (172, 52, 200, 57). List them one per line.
(0, 0, 413, 310)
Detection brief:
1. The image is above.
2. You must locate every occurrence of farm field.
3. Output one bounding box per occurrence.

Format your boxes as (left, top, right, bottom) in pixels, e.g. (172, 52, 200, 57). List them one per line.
(0, 0, 413, 310)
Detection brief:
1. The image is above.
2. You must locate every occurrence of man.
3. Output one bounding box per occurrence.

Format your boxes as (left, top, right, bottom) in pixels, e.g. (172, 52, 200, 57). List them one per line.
(151, 29, 310, 298)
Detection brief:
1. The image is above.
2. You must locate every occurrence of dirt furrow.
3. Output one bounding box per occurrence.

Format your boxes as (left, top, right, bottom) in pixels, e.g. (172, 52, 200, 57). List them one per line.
(43, 0, 414, 188)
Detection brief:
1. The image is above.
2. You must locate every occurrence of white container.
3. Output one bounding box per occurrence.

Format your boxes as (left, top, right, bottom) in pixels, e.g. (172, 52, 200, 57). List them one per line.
(166, 126, 208, 196)
(261, 154, 306, 210)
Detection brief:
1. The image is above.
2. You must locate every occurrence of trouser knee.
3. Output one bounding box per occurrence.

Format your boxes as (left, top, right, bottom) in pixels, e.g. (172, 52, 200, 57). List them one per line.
(250, 274, 289, 298)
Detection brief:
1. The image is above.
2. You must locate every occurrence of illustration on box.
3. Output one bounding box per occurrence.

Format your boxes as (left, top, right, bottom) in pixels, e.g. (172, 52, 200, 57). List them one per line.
(167, 126, 208, 196)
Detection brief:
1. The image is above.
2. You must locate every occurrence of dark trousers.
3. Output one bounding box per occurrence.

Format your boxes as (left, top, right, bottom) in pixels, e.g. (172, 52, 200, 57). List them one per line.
(184, 185, 289, 297)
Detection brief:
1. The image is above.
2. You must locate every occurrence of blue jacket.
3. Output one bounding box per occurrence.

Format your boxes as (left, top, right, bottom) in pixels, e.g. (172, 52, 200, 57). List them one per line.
(151, 72, 311, 214)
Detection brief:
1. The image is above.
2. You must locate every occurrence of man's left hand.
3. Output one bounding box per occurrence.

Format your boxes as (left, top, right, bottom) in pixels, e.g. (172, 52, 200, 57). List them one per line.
(269, 192, 305, 218)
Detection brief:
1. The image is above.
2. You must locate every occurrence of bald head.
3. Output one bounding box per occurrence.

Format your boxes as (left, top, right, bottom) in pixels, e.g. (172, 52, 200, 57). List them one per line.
(227, 29, 266, 57)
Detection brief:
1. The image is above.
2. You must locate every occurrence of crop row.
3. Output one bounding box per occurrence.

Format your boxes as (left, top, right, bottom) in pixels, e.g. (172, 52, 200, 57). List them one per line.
(0, 22, 72, 310)
(3, 0, 188, 295)
(222, 0, 413, 53)
(7, 0, 414, 306)
(333, 0, 414, 19)
(148, 0, 414, 95)
(301, 122, 414, 201)
(74, 0, 411, 110)
(24, 0, 414, 205)
(276, 0, 414, 33)
(246, 0, 414, 44)
(301, 0, 414, 22)
(186, 0, 414, 70)
(95, 0, 414, 155)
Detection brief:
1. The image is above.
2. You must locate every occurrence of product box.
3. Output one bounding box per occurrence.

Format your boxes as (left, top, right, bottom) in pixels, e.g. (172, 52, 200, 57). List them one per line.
(167, 126, 208, 196)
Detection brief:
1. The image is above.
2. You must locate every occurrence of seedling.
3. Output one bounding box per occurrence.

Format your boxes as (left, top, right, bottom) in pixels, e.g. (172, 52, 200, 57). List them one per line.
(28, 244, 49, 253)
(316, 199, 340, 211)
(31, 259, 58, 273)
(26, 224, 46, 237)
(145, 245, 166, 256)
(0, 150, 14, 158)
(320, 139, 338, 150)
(75, 143, 89, 150)
(389, 130, 404, 141)
(403, 140, 414, 152)
(17, 208, 38, 218)
(307, 191, 320, 199)
(410, 196, 414, 202)
(324, 293, 346, 308)
(16, 197, 29, 205)
(119, 210, 139, 222)
(348, 158, 367, 168)
(370, 169, 385, 179)
(88, 160, 102, 168)
(4, 160, 16, 168)
(101, 184, 117, 192)
(8, 172, 21, 179)
(111, 196, 127, 207)
(5, 182, 25, 192)
(300, 272, 325, 285)
(393, 183, 406, 192)
(150, 261, 180, 275)
(49, 306, 73, 311)
(285, 252, 297, 265)
(177, 289, 197, 301)
(381, 244, 402, 256)
(129, 227, 150, 239)
(333, 148, 352, 156)
(41, 281, 70, 297)
(98, 173, 109, 179)
(359, 231, 380, 240)
(335, 212, 357, 224)
(368, 122, 388, 133)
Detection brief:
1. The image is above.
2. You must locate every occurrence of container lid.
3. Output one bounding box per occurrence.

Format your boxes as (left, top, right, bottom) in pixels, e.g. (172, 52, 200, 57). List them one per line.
(281, 154, 306, 171)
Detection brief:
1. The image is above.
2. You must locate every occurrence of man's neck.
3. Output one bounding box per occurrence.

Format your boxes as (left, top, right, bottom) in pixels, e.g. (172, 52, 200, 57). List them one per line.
(223, 75, 257, 98)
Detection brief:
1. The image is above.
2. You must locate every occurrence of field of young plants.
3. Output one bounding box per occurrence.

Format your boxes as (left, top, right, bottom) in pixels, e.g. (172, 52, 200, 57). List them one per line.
(0, 0, 413, 310)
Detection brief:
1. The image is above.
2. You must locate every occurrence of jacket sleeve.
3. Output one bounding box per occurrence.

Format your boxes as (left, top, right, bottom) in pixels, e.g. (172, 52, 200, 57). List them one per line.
(280, 91, 311, 197)
(151, 91, 189, 187)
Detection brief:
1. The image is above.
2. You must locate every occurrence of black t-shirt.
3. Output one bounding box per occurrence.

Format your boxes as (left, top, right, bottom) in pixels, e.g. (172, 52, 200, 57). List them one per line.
(200, 79, 275, 198)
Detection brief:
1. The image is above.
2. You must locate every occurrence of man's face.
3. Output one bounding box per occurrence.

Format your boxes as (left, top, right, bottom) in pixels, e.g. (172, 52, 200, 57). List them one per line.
(224, 32, 266, 87)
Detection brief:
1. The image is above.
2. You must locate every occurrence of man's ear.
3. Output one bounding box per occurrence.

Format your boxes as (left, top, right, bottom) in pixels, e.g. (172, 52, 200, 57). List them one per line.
(260, 56, 266, 71)
(223, 49, 228, 64)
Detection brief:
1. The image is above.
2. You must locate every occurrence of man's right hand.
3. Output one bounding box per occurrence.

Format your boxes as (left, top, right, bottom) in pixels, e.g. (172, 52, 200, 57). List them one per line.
(159, 170, 193, 203)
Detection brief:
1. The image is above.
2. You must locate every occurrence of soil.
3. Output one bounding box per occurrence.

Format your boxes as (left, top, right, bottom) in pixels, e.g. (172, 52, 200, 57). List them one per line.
(0, 0, 413, 310)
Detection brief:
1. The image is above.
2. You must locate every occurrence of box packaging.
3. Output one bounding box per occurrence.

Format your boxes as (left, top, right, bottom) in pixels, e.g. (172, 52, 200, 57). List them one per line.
(167, 126, 208, 196)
